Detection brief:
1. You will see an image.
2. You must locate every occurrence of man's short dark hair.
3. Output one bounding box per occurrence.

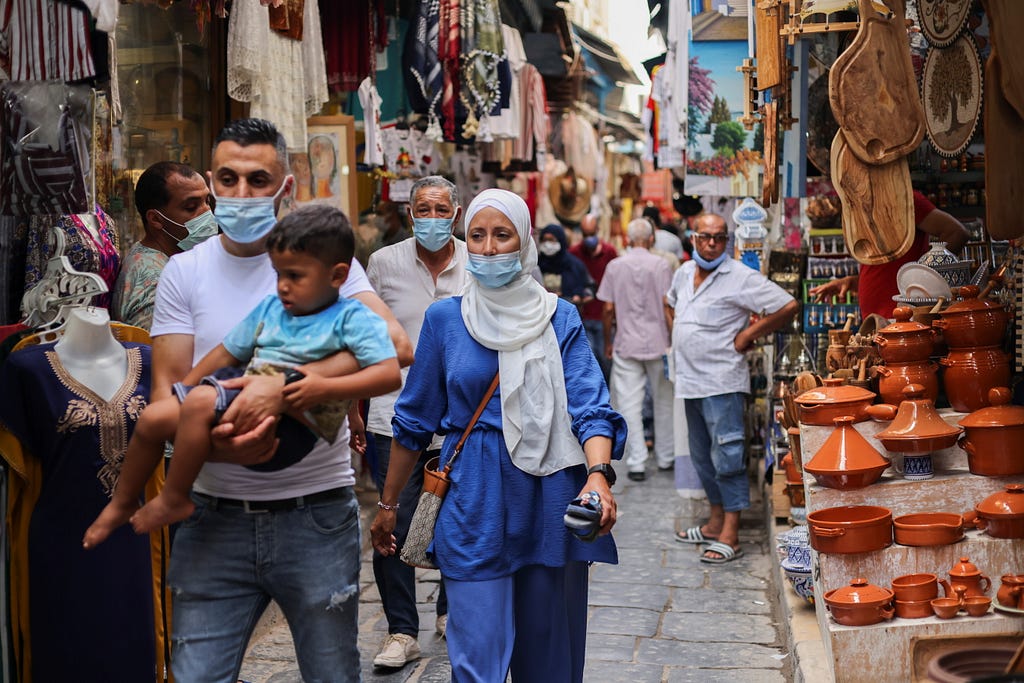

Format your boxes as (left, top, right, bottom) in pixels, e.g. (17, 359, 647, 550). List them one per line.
(642, 205, 662, 229)
(134, 161, 198, 219)
(214, 118, 288, 169)
(267, 205, 355, 267)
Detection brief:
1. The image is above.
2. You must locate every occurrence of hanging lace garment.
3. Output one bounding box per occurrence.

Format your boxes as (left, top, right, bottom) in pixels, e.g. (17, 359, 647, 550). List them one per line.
(227, 0, 328, 151)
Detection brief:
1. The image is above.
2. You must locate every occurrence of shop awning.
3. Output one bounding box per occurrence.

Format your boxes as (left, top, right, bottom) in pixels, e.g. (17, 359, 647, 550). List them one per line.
(571, 24, 643, 86)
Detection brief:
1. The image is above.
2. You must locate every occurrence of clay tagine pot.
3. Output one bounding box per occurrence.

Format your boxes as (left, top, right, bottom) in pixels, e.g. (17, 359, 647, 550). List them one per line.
(967, 484, 1024, 539)
(823, 578, 895, 626)
(874, 307, 936, 363)
(957, 387, 1024, 476)
(867, 384, 962, 455)
(804, 416, 889, 490)
(939, 346, 1011, 413)
(794, 378, 876, 426)
(947, 556, 991, 597)
(874, 360, 939, 406)
(932, 284, 1009, 348)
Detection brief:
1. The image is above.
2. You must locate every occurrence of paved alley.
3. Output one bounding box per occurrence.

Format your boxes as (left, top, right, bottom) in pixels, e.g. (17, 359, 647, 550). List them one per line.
(239, 465, 792, 681)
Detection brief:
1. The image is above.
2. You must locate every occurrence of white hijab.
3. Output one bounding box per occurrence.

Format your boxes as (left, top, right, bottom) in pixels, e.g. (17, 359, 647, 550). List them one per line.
(461, 189, 587, 475)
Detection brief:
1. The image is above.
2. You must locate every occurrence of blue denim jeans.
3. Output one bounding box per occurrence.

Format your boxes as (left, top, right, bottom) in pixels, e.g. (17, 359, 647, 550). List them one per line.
(582, 318, 610, 381)
(684, 393, 749, 512)
(372, 434, 447, 636)
(168, 488, 362, 683)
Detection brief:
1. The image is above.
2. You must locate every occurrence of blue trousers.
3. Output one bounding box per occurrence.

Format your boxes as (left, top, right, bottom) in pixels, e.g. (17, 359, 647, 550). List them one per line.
(444, 562, 589, 682)
(684, 392, 749, 511)
(372, 434, 447, 635)
(583, 318, 610, 381)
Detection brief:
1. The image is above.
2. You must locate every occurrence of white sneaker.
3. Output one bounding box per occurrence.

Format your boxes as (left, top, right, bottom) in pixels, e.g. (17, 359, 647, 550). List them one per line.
(435, 614, 448, 638)
(373, 633, 421, 668)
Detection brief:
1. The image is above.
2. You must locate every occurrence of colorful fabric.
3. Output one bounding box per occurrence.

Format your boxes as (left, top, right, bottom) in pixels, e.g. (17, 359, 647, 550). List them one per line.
(1, 0, 95, 81)
(404, 2, 444, 134)
(439, 0, 460, 141)
(111, 241, 168, 330)
(459, 0, 505, 130)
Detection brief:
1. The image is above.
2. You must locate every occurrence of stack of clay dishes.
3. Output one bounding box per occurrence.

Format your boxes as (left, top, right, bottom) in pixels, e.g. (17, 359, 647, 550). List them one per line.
(873, 307, 939, 405)
(804, 415, 889, 490)
(933, 284, 1011, 412)
(868, 384, 962, 456)
(957, 387, 1024, 476)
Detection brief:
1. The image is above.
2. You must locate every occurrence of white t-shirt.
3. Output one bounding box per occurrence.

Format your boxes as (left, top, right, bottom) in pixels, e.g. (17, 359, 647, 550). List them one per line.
(365, 237, 468, 449)
(150, 235, 373, 499)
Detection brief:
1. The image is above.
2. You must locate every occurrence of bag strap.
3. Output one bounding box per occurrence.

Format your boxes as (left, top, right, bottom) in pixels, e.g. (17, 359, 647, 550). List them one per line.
(445, 372, 500, 471)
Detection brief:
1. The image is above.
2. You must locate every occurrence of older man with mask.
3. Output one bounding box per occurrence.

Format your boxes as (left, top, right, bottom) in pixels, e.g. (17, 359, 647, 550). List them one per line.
(149, 118, 412, 682)
(112, 161, 217, 329)
(365, 176, 467, 668)
(665, 213, 797, 564)
(569, 213, 617, 378)
(597, 218, 674, 482)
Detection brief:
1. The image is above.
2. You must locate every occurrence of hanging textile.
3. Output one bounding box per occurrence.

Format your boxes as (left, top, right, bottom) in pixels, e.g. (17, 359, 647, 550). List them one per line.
(1, 0, 95, 81)
(458, 0, 505, 141)
(404, 1, 444, 140)
(321, 0, 385, 93)
(438, 0, 461, 141)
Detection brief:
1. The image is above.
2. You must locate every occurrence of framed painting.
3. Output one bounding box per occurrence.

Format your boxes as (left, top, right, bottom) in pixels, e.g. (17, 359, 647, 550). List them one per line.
(287, 114, 358, 222)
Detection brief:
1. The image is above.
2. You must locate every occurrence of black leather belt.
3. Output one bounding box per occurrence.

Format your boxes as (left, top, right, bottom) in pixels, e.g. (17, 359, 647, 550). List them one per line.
(194, 486, 349, 513)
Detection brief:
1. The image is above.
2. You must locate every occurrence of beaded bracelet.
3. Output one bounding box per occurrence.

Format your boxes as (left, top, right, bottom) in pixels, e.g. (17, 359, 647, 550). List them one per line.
(377, 501, 400, 511)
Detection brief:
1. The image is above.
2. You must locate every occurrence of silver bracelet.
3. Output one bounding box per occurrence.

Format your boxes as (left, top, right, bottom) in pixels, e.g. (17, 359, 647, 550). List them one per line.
(377, 501, 400, 511)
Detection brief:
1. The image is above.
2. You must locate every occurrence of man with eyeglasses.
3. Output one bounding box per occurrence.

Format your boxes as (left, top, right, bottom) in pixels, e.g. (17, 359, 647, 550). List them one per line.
(664, 213, 798, 564)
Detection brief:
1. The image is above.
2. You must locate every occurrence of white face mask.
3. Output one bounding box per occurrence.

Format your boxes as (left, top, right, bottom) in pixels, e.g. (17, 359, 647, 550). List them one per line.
(538, 241, 561, 256)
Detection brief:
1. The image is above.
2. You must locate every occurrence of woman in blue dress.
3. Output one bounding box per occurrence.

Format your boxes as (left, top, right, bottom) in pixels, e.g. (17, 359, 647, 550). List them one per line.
(371, 188, 626, 682)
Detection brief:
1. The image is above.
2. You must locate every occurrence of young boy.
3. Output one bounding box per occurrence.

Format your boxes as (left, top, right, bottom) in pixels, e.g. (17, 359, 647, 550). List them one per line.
(84, 205, 401, 547)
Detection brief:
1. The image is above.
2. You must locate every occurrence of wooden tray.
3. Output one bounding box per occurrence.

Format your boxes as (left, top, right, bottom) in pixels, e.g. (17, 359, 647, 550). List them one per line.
(755, 0, 784, 91)
(762, 100, 778, 208)
(831, 130, 916, 266)
(983, 0, 1024, 118)
(829, 0, 926, 165)
(922, 34, 983, 158)
(984, 52, 1024, 240)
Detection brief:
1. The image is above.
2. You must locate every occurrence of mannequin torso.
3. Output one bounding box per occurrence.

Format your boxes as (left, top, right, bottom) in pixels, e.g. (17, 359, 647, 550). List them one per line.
(53, 307, 128, 402)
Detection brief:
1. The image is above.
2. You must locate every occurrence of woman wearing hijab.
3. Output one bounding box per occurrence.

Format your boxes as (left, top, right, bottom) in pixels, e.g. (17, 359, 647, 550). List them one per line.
(371, 189, 625, 682)
(537, 223, 595, 305)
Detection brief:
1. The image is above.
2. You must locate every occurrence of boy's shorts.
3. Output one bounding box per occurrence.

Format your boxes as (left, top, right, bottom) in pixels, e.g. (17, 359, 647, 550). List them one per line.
(172, 366, 317, 472)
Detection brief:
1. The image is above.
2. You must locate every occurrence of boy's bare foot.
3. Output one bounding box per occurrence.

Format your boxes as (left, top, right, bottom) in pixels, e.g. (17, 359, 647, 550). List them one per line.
(130, 494, 195, 534)
(83, 499, 140, 549)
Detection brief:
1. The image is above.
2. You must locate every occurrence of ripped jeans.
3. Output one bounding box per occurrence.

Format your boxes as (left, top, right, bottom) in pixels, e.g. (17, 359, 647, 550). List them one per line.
(168, 488, 362, 682)
(684, 392, 750, 512)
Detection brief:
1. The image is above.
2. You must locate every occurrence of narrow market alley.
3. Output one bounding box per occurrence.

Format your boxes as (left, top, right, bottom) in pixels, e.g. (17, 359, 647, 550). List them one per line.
(240, 467, 793, 681)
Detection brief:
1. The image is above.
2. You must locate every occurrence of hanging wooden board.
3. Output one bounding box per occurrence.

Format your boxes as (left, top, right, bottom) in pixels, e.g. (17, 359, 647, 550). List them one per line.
(984, 53, 1024, 240)
(755, 0, 784, 91)
(918, 0, 973, 48)
(921, 34, 983, 158)
(982, 0, 1024, 119)
(831, 130, 916, 265)
(829, 0, 926, 165)
(761, 100, 778, 208)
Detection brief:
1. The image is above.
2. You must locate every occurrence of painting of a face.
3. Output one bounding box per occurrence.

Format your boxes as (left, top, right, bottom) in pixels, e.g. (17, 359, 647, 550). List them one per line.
(309, 136, 336, 180)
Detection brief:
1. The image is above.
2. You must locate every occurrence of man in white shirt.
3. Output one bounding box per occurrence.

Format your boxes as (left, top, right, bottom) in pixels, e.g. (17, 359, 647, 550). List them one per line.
(665, 213, 797, 565)
(150, 118, 412, 682)
(597, 218, 674, 482)
(366, 176, 468, 668)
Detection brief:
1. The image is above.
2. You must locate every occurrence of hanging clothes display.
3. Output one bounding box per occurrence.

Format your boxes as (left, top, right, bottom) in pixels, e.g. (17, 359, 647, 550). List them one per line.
(488, 24, 526, 140)
(1, 0, 95, 81)
(345, 16, 411, 125)
(322, 0, 385, 93)
(652, 0, 690, 169)
(227, 0, 328, 151)
(0, 342, 157, 682)
(403, 0, 444, 140)
(358, 76, 386, 167)
(458, 0, 505, 141)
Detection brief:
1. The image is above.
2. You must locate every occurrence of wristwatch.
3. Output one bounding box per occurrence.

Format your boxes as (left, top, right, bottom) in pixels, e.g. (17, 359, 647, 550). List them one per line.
(283, 368, 306, 385)
(587, 463, 617, 486)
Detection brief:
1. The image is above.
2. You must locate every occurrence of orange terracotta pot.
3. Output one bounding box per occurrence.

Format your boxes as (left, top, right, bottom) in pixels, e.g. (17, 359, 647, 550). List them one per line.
(875, 361, 939, 406)
(997, 575, 1024, 609)
(932, 285, 1009, 348)
(967, 485, 1024, 539)
(957, 387, 1024, 476)
(947, 556, 991, 597)
(824, 578, 895, 626)
(808, 505, 893, 554)
(892, 512, 965, 546)
(794, 378, 876, 426)
(804, 416, 889, 490)
(874, 307, 936, 363)
(871, 384, 962, 455)
(939, 346, 1012, 412)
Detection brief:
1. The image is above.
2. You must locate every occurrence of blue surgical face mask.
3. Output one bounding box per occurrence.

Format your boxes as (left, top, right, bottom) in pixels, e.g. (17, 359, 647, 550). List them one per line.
(466, 252, 523, 288)
(693, 250, 728, 271)
(412, 216, 454, 252)
(583, 235, 599, 251)
(212, 176, 291, 244)
(156, 209, 218, 251)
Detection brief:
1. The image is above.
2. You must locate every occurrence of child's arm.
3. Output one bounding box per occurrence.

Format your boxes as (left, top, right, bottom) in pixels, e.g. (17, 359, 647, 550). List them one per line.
(282, 357, 402, 412)
(180, 343, 244, 386)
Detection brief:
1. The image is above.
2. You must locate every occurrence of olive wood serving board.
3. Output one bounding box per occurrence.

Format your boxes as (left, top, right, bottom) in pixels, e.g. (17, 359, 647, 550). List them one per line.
(831, 130, 915, 265)
(755, 0, 783, 91)
(762, 100, 778, 207)
(982, 0, 1024, 119)
(829, 0, 926, 165)
(984, 52, 1024, 240)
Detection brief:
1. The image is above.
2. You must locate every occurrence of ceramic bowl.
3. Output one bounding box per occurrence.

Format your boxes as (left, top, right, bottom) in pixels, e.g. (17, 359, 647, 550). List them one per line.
(894, 598, 935, 619)
(790, 506, 807, 525)
(892, 512, 965, 546)
(807, 505, 893, 554)
(963, 595, 992, 616)
(931, 597, 961, 619)
(897, 262, 953, 299)
(782, 560, 815, 604)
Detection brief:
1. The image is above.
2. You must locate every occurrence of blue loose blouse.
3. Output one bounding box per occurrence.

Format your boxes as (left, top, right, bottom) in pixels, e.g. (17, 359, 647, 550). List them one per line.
(392, 297, 626, 581)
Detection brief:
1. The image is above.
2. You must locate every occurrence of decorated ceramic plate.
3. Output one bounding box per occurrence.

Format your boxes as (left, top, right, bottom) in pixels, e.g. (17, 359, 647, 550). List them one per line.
(922, 34, 983, 158)
(897, 263, 953, 300)
(918, 0, 973, 48)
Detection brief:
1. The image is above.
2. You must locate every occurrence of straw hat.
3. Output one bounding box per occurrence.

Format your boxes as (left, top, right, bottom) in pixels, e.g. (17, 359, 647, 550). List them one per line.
(548, 167, 592, 225)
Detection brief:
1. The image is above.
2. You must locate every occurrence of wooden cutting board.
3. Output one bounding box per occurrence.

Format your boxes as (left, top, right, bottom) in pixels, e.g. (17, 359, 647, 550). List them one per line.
(829, 0, 926, 165)
(830, 130, 915, 265)
(755, 0, 783, 91)
(984, 52, 1024, 240)
(982, 0, 1024, 119)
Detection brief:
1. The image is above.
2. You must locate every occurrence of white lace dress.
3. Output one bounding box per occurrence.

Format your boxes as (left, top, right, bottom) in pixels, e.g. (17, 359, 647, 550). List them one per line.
(227, 0, 328, 151)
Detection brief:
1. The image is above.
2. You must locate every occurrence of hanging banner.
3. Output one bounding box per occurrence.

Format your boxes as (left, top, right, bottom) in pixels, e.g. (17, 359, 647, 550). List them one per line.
(684, 1, 759, 197)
